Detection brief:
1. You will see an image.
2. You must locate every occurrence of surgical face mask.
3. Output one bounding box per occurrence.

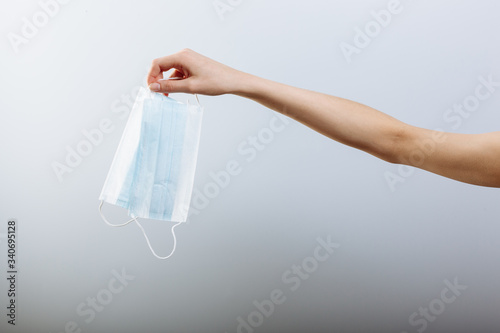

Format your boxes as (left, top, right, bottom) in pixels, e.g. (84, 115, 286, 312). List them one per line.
(99, 87, 203, 259)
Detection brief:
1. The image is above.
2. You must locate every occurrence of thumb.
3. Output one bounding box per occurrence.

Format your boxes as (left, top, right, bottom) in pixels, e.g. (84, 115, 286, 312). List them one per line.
(149, 78, 191, 94)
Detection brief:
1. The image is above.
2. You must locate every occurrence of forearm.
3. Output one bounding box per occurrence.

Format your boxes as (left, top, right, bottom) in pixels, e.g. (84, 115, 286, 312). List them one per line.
(233, 72, 411, 163)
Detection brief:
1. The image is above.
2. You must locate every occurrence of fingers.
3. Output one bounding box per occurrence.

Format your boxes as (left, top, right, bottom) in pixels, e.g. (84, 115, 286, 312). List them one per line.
(161, 71, 187, 96)
(152, 70, 185, 96)
(147, 53, 183, 85)
(150, 77, 192, 94)
(147, 61, 163, 86)
(164, 68, 183, 79)
(148, 49, 217, 95)
(147, 51, 193, 95)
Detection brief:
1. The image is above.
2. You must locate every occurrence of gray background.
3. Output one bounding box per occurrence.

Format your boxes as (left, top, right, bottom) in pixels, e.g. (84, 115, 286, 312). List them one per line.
(1, 0, 500, 332)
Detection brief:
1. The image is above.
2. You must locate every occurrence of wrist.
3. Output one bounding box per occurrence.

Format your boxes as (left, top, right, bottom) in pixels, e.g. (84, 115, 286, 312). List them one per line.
(229, 70, 261, 97)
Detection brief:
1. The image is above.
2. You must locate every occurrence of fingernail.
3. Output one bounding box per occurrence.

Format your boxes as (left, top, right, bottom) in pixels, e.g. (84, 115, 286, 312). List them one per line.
(149, 83, 160, 92)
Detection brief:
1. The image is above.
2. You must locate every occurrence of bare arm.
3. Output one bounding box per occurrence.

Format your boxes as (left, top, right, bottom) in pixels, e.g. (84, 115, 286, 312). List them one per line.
(147, 49, 500, 188)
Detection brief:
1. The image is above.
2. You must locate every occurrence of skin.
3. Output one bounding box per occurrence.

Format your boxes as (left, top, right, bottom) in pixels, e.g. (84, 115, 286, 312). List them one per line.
(147, 49, 500, 188)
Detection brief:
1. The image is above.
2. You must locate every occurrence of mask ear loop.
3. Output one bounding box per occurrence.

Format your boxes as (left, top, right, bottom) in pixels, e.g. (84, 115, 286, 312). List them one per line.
(99, 200, 135, 227)
(99, 201, 182, 260)
(133, 218, 182, 260)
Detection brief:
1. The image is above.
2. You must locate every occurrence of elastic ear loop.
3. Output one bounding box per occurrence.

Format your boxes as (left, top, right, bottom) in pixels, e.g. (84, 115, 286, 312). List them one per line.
(99, 201, 182, 260)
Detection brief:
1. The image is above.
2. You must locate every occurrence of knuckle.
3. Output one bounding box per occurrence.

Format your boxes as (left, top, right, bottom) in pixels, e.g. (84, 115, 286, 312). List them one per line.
(179, 48, 194, 60)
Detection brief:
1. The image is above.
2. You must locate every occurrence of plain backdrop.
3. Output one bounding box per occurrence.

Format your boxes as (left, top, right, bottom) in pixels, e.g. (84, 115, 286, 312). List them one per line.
(1, 1, 500, 332)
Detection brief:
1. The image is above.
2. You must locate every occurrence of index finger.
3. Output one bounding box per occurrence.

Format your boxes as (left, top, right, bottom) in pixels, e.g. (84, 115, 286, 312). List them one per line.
(147, 54, 182, 85)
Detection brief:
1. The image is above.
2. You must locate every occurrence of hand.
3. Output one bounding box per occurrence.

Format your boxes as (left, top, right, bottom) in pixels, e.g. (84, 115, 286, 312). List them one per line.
(147, 49, 244, 96)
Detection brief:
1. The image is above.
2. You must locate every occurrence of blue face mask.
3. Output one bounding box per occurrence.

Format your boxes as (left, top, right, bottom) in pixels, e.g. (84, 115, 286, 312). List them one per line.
(99, 87, 203, 259)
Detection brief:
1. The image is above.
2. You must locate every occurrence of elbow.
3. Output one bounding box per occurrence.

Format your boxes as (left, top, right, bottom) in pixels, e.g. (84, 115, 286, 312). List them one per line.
(371, 124, 415, 165)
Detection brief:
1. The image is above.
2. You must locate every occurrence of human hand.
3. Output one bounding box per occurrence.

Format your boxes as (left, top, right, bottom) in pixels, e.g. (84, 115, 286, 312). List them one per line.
(147, 49, 244, 96)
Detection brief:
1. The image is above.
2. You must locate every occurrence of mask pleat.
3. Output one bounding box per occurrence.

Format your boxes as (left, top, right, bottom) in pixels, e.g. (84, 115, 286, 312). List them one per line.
(150, 99, 176, 220)
(128, 99, 163, 218)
